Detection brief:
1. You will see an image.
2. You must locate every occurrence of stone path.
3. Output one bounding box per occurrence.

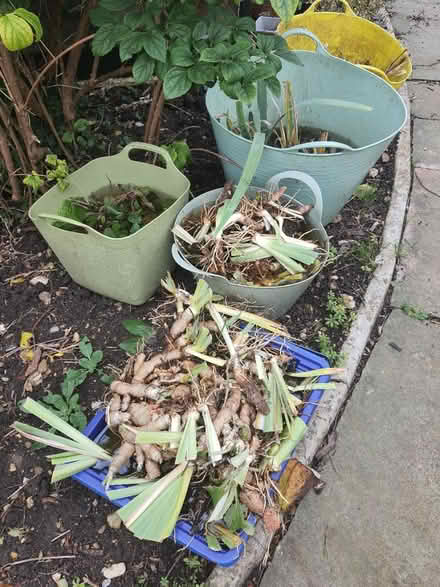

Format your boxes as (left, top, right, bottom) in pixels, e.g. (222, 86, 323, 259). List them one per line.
(260, 2, 440, 585)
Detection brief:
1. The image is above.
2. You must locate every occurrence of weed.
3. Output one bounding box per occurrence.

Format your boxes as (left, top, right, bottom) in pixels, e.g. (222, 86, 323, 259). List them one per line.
(353, 183, 377, 203)
(23, 154, 69, 194)
(317, 333, 345, 367)
(326, 245, 339, 265)
(325, 292, 355, 330)
(119, 318, 154, 355)
(62, 118, 96, 151)
(351, 235, 378, 272)
(39, 336, 103, 433)
(164, 140, 192, 171)
(184, 556, 202, 571)
(401, 304, 429, 321)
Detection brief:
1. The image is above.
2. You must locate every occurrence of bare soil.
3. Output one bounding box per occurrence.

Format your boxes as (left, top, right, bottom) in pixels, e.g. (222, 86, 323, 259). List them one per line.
(0, 83, 396, 586)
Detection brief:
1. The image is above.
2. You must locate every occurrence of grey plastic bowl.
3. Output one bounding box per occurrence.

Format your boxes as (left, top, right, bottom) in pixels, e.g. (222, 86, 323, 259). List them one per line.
(172, 171, 329, 318)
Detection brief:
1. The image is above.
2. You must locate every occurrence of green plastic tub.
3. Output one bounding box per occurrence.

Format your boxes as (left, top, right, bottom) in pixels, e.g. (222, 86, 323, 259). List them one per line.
(172, 170, 328, 318)
(29, 143, 190, 305)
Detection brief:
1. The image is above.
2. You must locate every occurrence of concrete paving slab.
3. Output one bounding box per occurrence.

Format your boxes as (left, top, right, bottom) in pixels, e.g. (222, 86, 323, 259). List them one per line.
(407, 81, 440, 120)
(392, 167, 440, 313)
(390, 0, 440, 81)
(412, 119, 440, 168)
(261, 310, 440, 587)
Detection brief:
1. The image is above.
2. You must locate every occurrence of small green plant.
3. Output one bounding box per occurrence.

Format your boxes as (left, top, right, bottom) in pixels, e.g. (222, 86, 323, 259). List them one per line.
(317, 333, 345, 367)
(54, 185, 172, 238)
(400, 304, 429, 321)
(62, 118, 95, 150)
(351, 235, 378, 272)
(353, 183, 377, 203)
(326, 245, 339, 265)
(325, 292, 354, 330)
(23, 154, 70, 194)
(164, 140, 191, 171)
(40, 336, 103, 432)
(119, 318, 154, 355)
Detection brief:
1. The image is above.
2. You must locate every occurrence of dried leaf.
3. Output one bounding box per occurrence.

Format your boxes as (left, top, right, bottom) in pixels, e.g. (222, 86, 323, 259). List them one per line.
(102, 562, 126, 579)
(30, 275, 49, 286)
(39, 291, 52, 305)
(278, 458, 320, 512)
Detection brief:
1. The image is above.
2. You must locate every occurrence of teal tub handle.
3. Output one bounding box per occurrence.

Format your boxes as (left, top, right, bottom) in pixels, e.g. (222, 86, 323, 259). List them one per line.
(116, 141, 176, 170)
(265, 170, 323, 223)
(172, 244, 219, 279)
(281, 27, 331, 57)
(286, 140, 354, 152)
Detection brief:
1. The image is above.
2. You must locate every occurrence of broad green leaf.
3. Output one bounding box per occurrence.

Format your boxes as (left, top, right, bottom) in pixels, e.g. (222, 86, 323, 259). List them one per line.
(91, 350, 103, 365)
(0, 13, 34, 51)
(265, 76, 282, 98)
(168, 24, 191, 39)
(90, 7, 121, 26)
(188, 63, 216, 85)
(270, 0, 300, 24)
(14, 8, 42, 41)
(100, 0, 136, 10)
(124, 10, 153, 30)
(208, 22, 232, 44)
(143, 30, 167, 63)
(62, 130, 74, 144)
(73, 118, 89, 133)
(119, 31, 145, 62)
(92, 23, 119, 56)
(251, 62, 278, 82)
(122, 319, 153, 338)
(199, 43, 229, 63)
(206, 533, 222, 551)
(236, 83, 256, 104)
(42, 393, 68, 413)
(224, 492, 247, 532)
(119, 337, 140, 355)
(69, 410, 87, 432)
(163, 67, 192, 100)
(170, 43, 194, 67)
(79, 337, 92, 359)
(236, 16, 256, 32)
(221, 63, 247, 83)
(277, 50, 303, 66)
(192, 21, 208, 41)
(155, 59, 168, 81)
(23, 172, 43, 193)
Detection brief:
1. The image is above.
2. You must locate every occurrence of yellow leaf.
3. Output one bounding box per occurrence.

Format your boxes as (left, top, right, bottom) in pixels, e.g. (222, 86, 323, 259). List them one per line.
(20, 331, 33, 348)
(8, 277, 25, 284)
(20, 331, 34, 361)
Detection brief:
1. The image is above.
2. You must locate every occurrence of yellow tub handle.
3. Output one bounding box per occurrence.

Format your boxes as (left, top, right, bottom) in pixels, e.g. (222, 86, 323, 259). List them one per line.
(305, 0, 356, 17)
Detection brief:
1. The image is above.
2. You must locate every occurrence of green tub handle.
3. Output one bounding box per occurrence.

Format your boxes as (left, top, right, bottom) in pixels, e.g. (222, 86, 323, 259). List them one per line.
(115, 141, 176, 170)
(265, 170, 324, 223)
(37, 213, 97, 236)
(281, 27, 332, 58)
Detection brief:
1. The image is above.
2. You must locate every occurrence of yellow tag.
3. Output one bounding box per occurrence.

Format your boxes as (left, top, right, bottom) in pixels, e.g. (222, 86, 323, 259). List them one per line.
(9, 277, 25, 284)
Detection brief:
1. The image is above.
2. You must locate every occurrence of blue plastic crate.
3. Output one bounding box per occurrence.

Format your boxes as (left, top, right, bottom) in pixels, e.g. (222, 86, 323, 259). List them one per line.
(73, 337, 329, 567)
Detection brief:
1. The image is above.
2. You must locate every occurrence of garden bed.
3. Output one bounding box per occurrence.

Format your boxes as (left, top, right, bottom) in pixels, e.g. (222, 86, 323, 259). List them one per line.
(0, 84, 396, 586)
